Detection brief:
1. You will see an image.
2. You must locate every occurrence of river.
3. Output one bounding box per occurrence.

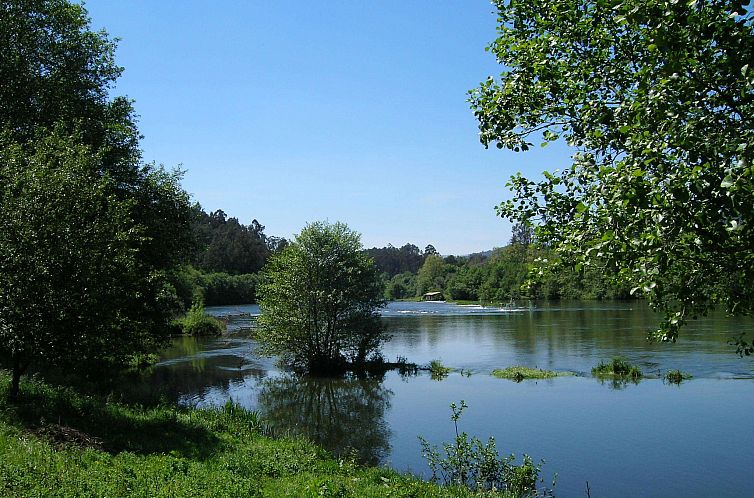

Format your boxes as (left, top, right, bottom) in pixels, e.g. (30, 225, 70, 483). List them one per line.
(140, 301, 754, 497)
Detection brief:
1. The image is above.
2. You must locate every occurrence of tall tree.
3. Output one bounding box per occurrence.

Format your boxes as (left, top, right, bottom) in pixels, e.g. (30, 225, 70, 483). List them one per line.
(0, 131, 165, 398)
(191, 208, 271, 275)
(257, 222, 387, 373)
(0, 1, 192, 397)
(416, 254, 450, 296)
(0, 0, 139, 167)
(365, 243, 425, 277)
(470, 0, 754, 342)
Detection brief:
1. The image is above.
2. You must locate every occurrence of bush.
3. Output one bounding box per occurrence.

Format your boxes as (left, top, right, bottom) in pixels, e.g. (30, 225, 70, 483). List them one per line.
(592, 357, 642, 380)
(664, 369, 692, 385)
(175, 302, 225, 336)
(429, 360, 453, 381)
(171, 266, 258, 308)
(418, 400, 553, 496)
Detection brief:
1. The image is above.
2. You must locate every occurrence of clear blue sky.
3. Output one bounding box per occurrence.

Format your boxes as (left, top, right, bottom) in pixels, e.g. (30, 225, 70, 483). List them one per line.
(85, 1, 571, 255)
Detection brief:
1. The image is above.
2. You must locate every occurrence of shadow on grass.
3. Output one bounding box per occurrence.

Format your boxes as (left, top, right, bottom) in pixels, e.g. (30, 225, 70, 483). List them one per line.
(0, 376, 221, 460)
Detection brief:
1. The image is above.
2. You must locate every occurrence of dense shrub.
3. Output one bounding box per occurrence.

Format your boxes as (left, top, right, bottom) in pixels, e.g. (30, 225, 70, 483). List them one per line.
(175, 302, 225, 336)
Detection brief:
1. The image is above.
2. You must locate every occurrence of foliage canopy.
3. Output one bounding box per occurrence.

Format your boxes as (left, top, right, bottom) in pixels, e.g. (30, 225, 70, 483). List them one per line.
(0, 0, 193, 397)
(470, 0, 754, 341)
(257, 222, 387, 373)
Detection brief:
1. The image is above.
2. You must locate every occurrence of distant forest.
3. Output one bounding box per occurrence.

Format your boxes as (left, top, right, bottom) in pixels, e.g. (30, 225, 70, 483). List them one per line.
(177, 208, 630, 308)
(171, 207, 284, 307)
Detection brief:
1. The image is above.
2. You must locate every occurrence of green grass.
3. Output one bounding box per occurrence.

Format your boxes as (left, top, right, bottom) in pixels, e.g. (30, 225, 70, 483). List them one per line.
(591, 357, 643, 380)
(664, 369, 692, 384)
(428, 360, 453, 381)
(491, 366, 573, 381)
(0, 372, 516, 497)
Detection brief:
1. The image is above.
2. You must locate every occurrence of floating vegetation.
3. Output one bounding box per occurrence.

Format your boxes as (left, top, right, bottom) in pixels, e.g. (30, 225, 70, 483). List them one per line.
(394, 356, 419, 377)
(491, 366, 573, 382)
(592, 357, 643, 380)
(428, 360, 452, 381)
(664, 369, 692, 384)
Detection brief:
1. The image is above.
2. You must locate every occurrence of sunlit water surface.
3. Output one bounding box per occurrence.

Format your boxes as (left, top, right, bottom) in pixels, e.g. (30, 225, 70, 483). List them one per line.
(141, 301, 754, 498)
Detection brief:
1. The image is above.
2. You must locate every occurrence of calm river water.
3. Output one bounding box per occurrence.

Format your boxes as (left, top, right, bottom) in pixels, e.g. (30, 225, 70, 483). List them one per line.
(142, 301, 754, 497)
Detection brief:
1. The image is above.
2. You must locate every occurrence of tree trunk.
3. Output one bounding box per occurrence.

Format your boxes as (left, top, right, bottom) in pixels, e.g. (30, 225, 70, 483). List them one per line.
(9, 358, 22, 401)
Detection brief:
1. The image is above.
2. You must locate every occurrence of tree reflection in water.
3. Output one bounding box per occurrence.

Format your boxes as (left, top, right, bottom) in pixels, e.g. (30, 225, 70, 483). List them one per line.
(258, 373, 393, 466)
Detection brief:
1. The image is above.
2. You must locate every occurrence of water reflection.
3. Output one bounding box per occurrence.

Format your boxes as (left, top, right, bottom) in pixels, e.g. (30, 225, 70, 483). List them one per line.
(257, 374, 393, 466)
(593, 376, 642, 390)
(157, 301, 754, 497)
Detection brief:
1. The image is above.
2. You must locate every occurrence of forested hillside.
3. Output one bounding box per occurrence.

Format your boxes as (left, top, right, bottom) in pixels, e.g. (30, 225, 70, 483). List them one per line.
(168, 207, 286, 307)
(178, 212, 630, 307)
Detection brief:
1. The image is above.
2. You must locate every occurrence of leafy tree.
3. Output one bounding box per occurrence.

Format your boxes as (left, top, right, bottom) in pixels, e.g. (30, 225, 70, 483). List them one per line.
(477, 247, 530, 302)
(385, 272, 419, 300)
(0, 0, 138, 169)
(364, 243, 425, 277)
(191, 208, 273, 275)
(257, 222, 388, 373)
(417, 254, 451, 296)
(470, 0, 754, 341)
(0, 1, 193, 397)
(510, 222, 533, 247)
(1, 0, 194, 269)
(0, 131, 172, 398)
(446, 266, 485, 301)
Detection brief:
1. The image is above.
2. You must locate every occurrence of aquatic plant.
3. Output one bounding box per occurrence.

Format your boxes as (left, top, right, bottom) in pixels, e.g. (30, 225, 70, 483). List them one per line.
(591, 357, 642, 380)
(126, 353, 160, 369)
(491, 367, 572, 382)
(429, 360, 453, 381)
(396, 356, 419, 377)
(175, 301, 225, 336)
(664, 370, 692, 385)
(418, 400, 554, 496)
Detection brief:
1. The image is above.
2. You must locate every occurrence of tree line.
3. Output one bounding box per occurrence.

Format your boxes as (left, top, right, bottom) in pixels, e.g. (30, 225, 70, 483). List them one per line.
(170, 208, 286, 308)
(178, 213, 632, 307)
(381, 225, 630, 303)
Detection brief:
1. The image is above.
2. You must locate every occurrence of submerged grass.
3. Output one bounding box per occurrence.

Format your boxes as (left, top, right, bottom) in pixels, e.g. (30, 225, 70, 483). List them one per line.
(592, 357, 643, 380)
(491, 366, 573, 382)
(0, 372, 519, 497)
(664, 369, 692, 384)
(428, 360, 453, 381)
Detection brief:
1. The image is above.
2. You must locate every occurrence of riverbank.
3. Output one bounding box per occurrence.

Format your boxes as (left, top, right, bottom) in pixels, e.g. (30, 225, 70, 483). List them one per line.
(0, 372, 513, 497)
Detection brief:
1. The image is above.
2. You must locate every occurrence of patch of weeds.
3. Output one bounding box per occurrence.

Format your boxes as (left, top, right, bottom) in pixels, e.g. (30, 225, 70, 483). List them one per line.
(126, 353, 159, 369)
(429, 360, 452, 381)
(491, 367, 573, 382)
(418, 400, 555, 496)
(174, 301, 225, 336)
(591, 357, 642, 380)
(664, 369, 692, 385)
(395, 356, 419, 378)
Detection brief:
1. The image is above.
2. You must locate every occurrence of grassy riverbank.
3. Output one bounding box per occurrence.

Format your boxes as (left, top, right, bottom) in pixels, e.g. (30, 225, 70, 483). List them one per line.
(0, 372, 515, 497)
